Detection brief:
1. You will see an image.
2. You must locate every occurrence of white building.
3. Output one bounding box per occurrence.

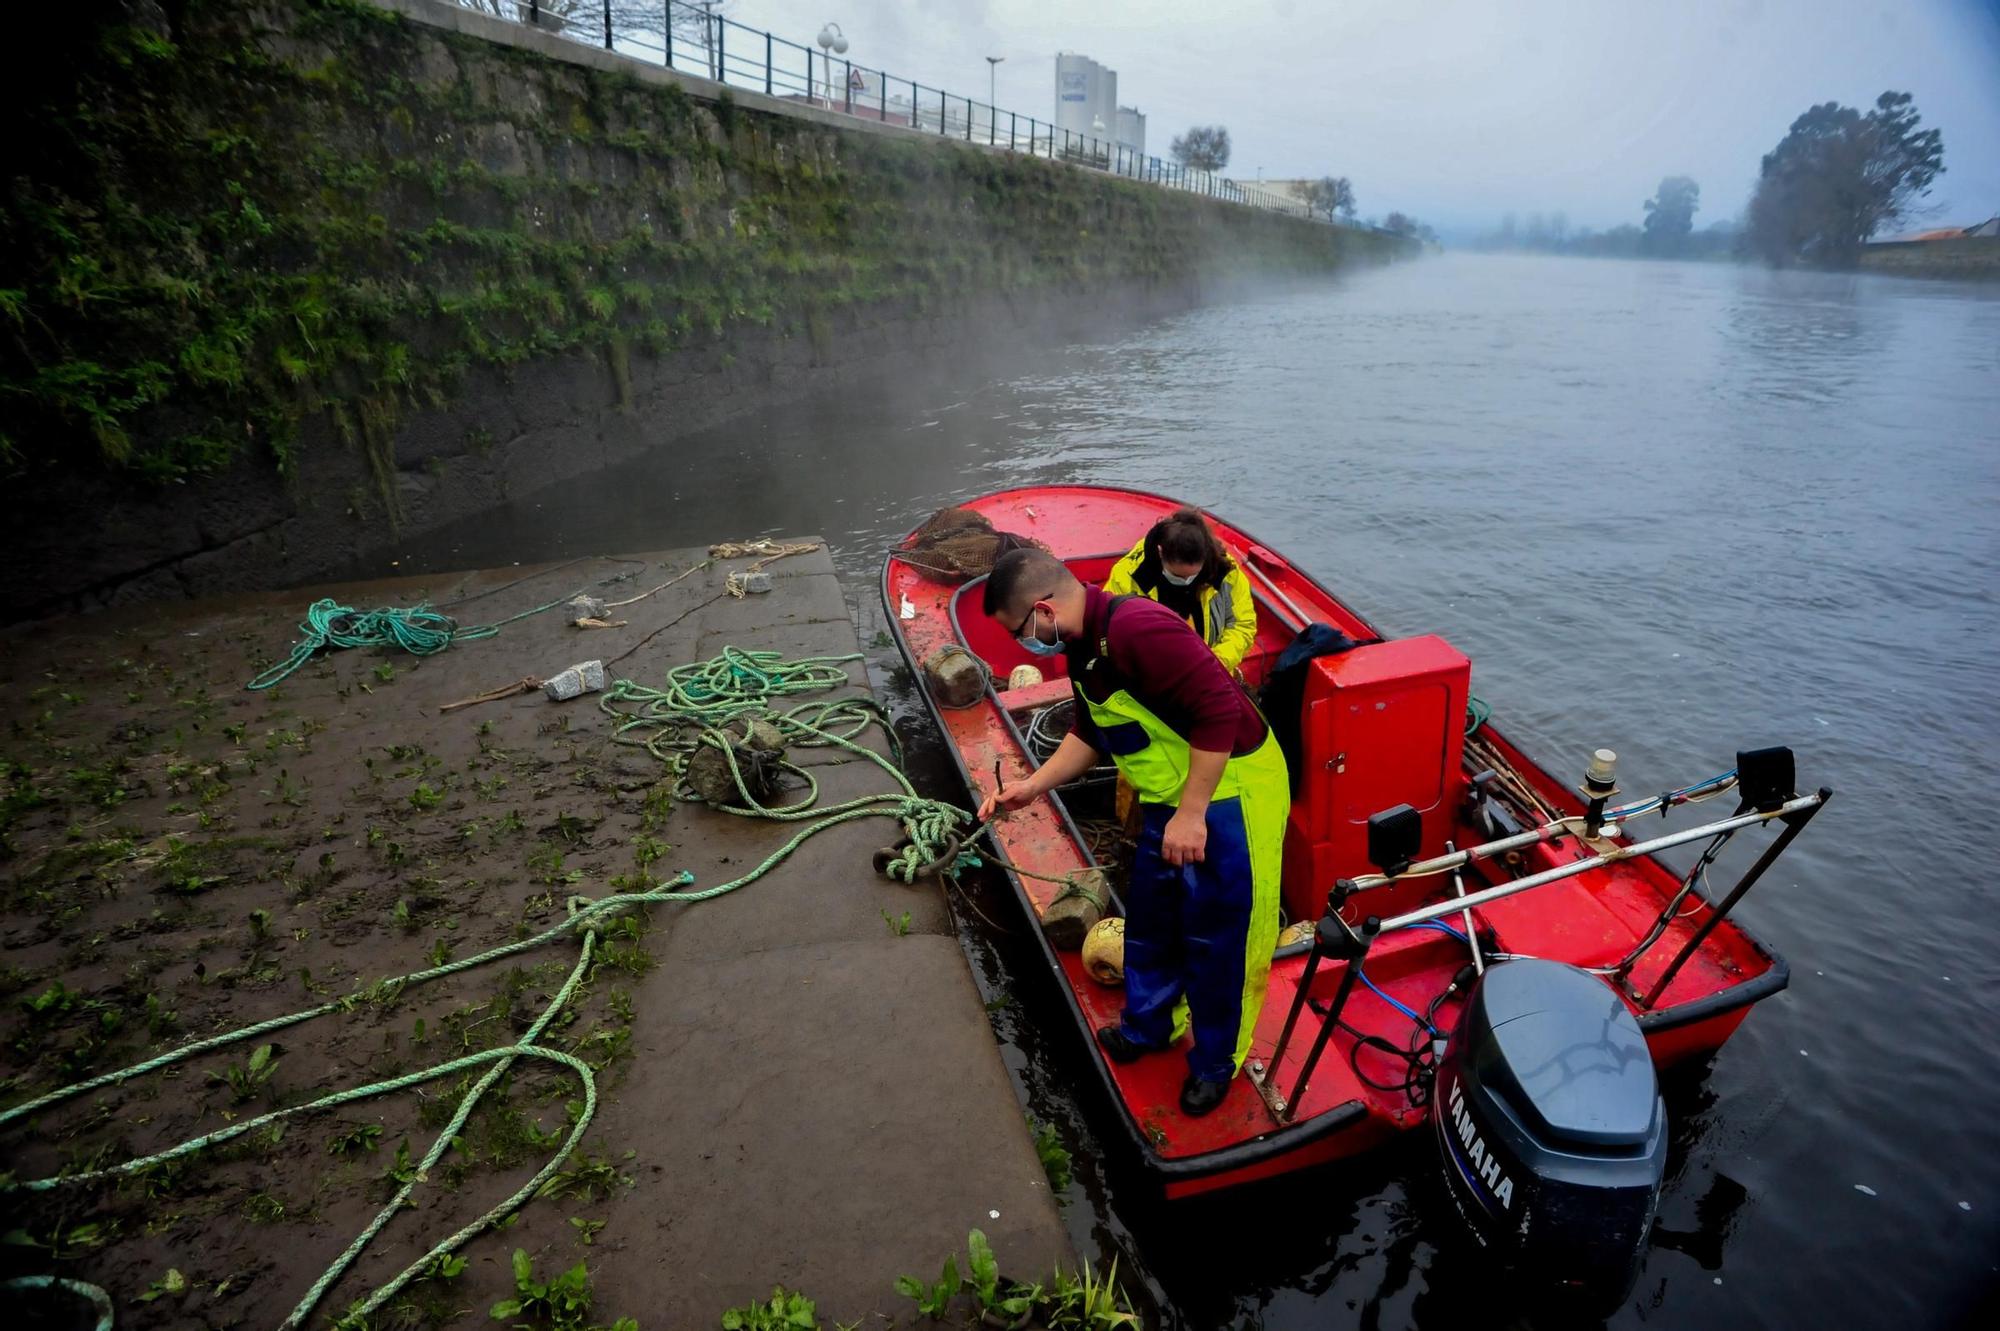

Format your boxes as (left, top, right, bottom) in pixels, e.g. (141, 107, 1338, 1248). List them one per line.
(1054, 52, 1143, 155)
(1116, 105, 1146, 158)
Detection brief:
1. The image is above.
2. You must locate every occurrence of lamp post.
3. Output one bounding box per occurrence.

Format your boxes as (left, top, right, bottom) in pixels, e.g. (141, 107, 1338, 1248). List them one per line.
(985, 55, 1003, 107)
(816, 22, 848, 109)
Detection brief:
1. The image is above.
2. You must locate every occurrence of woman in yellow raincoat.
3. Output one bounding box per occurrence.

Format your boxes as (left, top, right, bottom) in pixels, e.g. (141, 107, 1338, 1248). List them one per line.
(1104, 507, 1257, 673)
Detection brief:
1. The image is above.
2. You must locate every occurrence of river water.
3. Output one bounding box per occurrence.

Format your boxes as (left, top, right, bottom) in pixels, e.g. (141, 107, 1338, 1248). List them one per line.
(373, 253, 1999, 1327)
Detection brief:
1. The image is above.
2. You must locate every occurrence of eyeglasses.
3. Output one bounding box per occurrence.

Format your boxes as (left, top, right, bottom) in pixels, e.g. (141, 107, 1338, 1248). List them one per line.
(1010, 591, 1055, 639)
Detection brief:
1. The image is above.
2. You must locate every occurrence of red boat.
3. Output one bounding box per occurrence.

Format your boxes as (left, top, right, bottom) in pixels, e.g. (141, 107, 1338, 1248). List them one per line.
(883, 486, 1827, 1298)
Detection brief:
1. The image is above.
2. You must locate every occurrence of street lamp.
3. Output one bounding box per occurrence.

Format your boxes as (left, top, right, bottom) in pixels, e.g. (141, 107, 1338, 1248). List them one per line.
(816, 22, 848, 108)
(985, 55, 1004, 107)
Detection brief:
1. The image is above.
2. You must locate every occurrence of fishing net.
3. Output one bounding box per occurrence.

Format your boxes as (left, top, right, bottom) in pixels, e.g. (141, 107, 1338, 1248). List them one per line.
(895, 506, 1049, 583)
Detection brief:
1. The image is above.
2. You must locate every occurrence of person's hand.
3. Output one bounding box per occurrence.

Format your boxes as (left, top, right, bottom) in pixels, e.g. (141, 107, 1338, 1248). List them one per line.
(978, 773, 1042, 822)
(1162, 808, 1208, 866)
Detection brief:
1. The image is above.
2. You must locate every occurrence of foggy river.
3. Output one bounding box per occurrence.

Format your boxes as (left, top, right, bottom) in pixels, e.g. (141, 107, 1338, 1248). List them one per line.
(374, 253, 1999, 1327)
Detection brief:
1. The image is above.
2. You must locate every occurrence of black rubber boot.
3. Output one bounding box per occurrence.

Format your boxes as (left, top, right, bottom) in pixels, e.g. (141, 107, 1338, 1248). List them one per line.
(1179, 1074, 1231, 1117)
(1095, 1024, 1161, 1064)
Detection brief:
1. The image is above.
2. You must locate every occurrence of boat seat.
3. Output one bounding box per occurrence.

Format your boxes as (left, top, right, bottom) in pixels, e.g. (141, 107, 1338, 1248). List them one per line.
(995, 676, 1072, 716)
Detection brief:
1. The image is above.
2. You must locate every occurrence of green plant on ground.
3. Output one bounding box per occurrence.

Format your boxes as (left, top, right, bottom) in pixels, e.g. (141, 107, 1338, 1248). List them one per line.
(243, 1189, 287, 1223)
(136, 1268, 189, 1303)
(882, 910, 911, 937)
(894, 1253, 958, 1321)
(373, 663, 397, 683)
(488, 1248, 623, 1331)
(1044, 1259, 1141, 1329)
(720, 1287, 820, 1330)
(382, 1136, 420, 1188)
(895, 1233, 1140, 1330)
(568, 1216, 605, 1246)
(1030, 1115, 1073, 1195)
(421, 1252, 468, 1281)
(207, 1042, 279, 1102)
(536, 1149, 633, 1204)
(2, 1219, 110, 1261)
(327, 1122, 382, 1156)
(409, 781, 444, 811)
(18, 981, 78, 1020)
(144, 992, 178, 1038)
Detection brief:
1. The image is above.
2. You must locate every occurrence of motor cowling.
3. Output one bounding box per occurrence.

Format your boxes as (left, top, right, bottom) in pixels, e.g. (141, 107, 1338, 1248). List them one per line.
(1433, 958, 1667, 1310)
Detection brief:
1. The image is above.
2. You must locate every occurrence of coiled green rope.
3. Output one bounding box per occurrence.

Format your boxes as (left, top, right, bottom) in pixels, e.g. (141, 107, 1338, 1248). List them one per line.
(245, 593, 578, 691)
(1, 1277, 113, 1331)
(6, 647, 981, 1326)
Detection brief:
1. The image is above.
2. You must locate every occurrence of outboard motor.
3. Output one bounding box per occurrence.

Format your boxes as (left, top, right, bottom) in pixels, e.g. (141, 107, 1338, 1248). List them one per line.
(1433, 958, 1667, 1309)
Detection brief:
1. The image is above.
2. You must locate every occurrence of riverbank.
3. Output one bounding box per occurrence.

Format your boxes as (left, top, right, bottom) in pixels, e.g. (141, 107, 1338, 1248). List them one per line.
(1, 0, 1407, 621)
(0, 543, 1070, 1327)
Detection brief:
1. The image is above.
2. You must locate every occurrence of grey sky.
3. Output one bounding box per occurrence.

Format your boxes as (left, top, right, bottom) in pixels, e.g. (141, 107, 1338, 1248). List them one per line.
(739, 0, 2000, 234)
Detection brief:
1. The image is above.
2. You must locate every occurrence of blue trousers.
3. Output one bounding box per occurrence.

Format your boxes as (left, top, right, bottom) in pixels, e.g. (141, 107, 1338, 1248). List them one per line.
(1118, 797, 1257, 1083)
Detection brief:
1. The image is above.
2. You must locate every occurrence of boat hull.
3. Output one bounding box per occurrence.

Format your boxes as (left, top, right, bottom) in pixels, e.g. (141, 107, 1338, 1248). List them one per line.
(884, 485, 1789, 1196)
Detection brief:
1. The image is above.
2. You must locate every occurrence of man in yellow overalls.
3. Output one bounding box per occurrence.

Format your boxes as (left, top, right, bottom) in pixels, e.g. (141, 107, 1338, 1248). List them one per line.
(978, 548, 1287, 1117)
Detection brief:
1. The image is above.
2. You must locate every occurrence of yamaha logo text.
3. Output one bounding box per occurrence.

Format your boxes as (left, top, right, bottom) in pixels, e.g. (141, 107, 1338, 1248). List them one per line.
(1446, 1076, 1514, 1210)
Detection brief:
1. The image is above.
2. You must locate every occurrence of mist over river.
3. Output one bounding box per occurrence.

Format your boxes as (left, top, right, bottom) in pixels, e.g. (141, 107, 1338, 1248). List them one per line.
(370, 253, 1999, 1327)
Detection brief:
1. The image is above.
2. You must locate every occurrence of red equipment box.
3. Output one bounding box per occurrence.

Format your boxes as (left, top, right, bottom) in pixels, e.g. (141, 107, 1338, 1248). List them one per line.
(1280, 635, 1472, 925)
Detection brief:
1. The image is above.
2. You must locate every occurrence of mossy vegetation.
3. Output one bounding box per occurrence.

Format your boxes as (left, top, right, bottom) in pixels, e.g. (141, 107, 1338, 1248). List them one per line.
(0, 0, 1398, 497)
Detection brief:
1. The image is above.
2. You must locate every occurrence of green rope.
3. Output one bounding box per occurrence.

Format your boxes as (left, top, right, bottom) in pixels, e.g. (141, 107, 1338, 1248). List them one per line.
(1, 1278, 112, 1331)
(1466, 693, 1491, 736)
(245, 592, 577, 691)
(6, 646, 982, 1327)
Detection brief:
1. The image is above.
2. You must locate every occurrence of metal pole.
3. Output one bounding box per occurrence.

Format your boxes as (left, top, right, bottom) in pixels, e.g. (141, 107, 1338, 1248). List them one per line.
(965, 97, 973, 140)
(1381, 794, 1826, 933)
(765, 33, 772, 95)
(1011, 111, 1017, 150)
(1265, 941, 1325, 1075)
(664, 4, 672, 68)
(844, 58, 852, 112)
(1642, 792, 1830, 1007)
(603, 0, 612, 50)
(1285, 917, 1379, 1119)
(1447, 842, 1484, 975)
(881, 69, 886, 121)
(530, 0, 540, 26)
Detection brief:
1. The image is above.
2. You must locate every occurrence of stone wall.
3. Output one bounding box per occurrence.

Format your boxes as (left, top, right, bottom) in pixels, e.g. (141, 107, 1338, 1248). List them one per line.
(1858, 236, 2000, 282)
(0, 0, 1408, 618)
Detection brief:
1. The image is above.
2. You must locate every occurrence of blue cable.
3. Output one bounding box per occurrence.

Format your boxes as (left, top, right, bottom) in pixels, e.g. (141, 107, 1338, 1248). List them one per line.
(1358, 968, 1435, 1033)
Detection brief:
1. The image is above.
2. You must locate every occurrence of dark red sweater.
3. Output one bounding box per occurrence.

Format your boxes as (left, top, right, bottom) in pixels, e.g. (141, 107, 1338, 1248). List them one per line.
(1066, 586, 1266, 757)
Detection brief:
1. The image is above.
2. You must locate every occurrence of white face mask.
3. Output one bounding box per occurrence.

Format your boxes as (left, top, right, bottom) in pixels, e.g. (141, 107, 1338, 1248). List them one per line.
(1160, 567, 1199, 587)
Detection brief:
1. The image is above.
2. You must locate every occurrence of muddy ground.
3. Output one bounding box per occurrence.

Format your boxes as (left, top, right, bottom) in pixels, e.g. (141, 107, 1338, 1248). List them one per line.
(0, 545, 1068, 1329)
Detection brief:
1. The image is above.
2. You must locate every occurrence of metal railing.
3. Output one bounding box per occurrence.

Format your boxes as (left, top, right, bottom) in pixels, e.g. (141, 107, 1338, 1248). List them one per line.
(479, 1, 1337, 223)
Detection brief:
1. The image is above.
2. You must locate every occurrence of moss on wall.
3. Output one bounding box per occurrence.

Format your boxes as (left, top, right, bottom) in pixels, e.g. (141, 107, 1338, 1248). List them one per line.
(0, 0, 1401, 497)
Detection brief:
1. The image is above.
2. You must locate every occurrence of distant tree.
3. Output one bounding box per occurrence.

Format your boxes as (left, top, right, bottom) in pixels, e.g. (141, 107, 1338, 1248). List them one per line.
(1745, 91, 1944, 267)
(1382, 212, 1436, 244)
(1303, 176, 1356, 221)
(1642, 176, 1701, 253)
(1170, 125, 1232, 172)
